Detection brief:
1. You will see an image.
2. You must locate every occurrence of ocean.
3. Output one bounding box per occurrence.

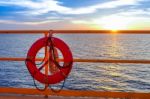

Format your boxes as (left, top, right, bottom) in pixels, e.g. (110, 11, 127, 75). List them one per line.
(0, 33, 150, 92)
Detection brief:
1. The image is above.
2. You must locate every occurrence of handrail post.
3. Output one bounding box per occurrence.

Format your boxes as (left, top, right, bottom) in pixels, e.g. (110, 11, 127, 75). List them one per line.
(44, 32, 49, 98)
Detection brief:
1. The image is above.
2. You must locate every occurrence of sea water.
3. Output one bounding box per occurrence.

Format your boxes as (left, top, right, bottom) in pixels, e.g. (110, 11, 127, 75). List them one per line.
(0, 34, 149, 92)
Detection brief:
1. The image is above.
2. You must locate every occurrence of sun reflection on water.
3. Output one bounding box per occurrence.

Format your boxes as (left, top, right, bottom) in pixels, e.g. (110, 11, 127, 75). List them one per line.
(106, 34, 125, 58)
(97, 35, 128, 91)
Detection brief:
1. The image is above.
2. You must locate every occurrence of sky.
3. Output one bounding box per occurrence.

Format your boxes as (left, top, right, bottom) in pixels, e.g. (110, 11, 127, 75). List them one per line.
(0, 0, 150, 30)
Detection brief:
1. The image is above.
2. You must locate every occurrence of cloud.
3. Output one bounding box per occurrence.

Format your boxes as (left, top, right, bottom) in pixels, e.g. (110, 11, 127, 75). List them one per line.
(0, 19, 60, 25)
(0, 0, 143, 15)
(0, 0, 149, 30)
(62, 0, 141, 14)
(0, 19, 94, 30)
(71, 8, 150, 30)
(117, 9, 150, 16)
(71, 20, 89, 24)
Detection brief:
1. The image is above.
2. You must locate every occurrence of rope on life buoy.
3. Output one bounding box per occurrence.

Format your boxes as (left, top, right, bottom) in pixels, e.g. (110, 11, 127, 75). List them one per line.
(25, 31, 73, 92)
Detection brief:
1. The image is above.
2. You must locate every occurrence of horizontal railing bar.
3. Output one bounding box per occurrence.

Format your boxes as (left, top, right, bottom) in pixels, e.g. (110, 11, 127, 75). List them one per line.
(0, 30, 150, 34)
(70, 59, 150, 64)
(0, 87, 149, 98)
(0, 57, 42, 61)
(1, 57, 150, 64)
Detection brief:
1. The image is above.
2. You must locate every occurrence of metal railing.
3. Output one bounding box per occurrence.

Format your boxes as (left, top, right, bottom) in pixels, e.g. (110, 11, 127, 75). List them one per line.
(0, 30, 150, 99)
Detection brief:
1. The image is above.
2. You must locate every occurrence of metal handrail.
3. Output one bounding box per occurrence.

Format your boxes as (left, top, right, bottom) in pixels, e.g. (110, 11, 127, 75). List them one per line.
(0, 87, 149, 99)
(1, 57, 150, 64)
(0, 30, 150, 34)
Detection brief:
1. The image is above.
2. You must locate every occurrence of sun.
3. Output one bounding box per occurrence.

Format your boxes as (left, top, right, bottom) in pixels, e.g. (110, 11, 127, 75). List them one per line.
(94, 15, 132, 31)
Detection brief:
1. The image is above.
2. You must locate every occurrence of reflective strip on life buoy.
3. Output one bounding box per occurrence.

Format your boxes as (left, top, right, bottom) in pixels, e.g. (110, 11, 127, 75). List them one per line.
(26, 37, 73, 84)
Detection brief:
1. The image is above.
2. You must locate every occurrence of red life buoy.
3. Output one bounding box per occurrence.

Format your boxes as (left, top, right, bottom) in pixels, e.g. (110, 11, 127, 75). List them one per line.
(26, 37, 73, 84)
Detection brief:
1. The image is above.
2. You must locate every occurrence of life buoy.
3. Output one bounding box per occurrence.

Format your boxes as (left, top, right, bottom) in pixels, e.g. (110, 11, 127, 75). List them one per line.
(26, 37, 73, 84)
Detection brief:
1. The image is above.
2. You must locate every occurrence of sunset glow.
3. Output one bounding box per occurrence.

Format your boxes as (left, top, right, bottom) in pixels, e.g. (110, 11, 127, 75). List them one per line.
(0, 0, 149, 30)
(93, 16, 132, 30)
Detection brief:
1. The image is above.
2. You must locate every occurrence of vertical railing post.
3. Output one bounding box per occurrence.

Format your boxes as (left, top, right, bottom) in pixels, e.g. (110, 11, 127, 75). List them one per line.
(44, 32, 49, 98)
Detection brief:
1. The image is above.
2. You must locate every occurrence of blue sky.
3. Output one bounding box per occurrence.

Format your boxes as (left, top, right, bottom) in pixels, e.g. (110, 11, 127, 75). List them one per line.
(0, 0, 150, 30)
